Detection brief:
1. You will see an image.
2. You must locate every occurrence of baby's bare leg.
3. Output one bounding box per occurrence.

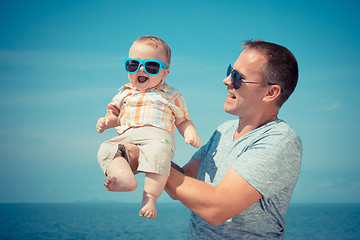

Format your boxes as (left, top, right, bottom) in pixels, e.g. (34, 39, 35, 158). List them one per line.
(104, 152, 137, 192)
(139, 173, 168, 220)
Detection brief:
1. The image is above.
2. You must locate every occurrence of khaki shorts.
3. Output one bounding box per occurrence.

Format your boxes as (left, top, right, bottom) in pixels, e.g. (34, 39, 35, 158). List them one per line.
(97, 126, 176, 176)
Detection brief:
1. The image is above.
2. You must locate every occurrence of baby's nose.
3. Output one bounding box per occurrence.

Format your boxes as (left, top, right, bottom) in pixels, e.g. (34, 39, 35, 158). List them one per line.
(138, 63, 145, 71)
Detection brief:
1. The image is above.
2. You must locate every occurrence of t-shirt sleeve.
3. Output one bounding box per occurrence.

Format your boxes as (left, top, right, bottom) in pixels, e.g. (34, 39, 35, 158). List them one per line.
(231, 129, 302, 197)
(192, 128, 220, 162)
(192, 143, 208, 162)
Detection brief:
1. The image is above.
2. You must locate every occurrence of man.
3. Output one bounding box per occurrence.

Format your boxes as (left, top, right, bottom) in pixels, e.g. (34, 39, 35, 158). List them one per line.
(123, 40, 302, 239)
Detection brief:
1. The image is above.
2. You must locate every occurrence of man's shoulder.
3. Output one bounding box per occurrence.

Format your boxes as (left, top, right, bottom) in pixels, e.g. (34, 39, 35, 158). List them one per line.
(267, 119, 301, 141)
(257, 119, 302, 151)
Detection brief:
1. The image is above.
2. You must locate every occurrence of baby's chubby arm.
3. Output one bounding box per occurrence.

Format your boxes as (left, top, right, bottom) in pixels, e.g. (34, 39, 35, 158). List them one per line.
(96, 114, 119, 133)
(96, 104, 121, 133)
(175, 118, 202, 148)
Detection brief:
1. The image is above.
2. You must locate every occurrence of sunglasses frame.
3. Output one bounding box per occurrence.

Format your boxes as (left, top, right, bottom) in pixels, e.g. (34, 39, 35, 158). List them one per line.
(227, 64, 278, 89)
(124, 58, 168, 75)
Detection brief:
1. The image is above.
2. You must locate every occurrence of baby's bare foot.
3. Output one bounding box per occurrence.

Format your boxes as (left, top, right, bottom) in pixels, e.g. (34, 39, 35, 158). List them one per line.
(139, 192, 157, 220)
(104, 176, 113, 191)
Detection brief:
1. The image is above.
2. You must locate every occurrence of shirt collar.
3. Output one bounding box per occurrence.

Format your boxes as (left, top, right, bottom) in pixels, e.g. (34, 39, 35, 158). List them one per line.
(120, 80, 170, 93)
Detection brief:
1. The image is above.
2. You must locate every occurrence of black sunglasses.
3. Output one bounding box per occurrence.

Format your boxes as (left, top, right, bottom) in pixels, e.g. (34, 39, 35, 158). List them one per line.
(227, 64, 278, 90)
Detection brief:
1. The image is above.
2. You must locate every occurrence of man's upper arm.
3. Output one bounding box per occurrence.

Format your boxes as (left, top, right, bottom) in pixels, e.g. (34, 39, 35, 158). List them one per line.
(212, 167, 262, 224)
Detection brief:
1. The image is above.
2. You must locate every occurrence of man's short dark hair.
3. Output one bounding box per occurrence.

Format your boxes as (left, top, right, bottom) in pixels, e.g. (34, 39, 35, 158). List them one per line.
(243, 40, 299, 107)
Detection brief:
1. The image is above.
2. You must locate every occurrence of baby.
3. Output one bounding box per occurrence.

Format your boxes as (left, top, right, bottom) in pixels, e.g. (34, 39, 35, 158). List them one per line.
(96, 36, 201, 219)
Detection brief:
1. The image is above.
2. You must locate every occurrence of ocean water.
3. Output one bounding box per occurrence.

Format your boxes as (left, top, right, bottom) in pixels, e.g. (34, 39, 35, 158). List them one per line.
(285, 203, 360, 240)
(0, 203, 359, 239)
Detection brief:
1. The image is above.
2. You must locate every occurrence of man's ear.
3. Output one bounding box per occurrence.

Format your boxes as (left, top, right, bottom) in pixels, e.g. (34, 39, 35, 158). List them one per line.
(263, 85, 282, 102)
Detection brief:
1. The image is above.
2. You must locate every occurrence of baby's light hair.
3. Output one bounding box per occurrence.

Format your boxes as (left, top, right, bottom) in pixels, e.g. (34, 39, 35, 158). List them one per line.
(135, 36, 171, 67)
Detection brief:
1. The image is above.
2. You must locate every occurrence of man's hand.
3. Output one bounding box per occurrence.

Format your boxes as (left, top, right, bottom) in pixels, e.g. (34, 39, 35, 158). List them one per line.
(112, 141, 140, 174)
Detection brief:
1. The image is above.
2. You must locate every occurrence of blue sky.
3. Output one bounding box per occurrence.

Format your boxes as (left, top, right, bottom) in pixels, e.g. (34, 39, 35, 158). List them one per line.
(0, 0, 359, 203)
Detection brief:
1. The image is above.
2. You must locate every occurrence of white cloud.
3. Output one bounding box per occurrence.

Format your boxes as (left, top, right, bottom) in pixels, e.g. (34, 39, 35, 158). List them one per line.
(310, 99, 340, 112)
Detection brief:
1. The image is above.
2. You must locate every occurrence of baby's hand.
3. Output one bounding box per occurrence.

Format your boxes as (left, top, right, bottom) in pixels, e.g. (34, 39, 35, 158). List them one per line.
(96, 117, 107, 133)
(185, 135, 202, 148)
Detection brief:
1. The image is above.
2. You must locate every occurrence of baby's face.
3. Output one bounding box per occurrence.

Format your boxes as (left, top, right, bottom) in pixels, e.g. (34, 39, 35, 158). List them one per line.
(127, 42, 169, 91)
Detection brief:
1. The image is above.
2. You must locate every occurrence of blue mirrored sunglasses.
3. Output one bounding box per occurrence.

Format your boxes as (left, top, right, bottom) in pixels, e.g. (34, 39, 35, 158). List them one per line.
(124, 58, 167, 75)
(227, 64, 278, 90)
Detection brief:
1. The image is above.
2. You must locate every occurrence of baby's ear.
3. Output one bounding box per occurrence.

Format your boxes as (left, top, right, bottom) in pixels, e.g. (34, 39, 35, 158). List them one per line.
(162, 69, 170, 79)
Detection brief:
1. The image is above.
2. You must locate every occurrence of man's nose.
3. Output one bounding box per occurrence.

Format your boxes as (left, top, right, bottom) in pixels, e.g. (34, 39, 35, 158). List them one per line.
(223, 75, 232, 87)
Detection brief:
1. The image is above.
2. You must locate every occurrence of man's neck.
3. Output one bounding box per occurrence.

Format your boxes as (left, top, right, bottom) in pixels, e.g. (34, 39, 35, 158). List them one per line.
(234, 114, 278, 140)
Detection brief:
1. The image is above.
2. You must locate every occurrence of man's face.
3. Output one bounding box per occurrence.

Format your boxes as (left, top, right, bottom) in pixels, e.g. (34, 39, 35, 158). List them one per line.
(223, 49, 268, 117)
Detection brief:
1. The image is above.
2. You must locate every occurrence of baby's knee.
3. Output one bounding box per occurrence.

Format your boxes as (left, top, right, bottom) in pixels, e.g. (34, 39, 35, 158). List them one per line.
(98, 141, 114, 154)
(98, 141, 115, 163)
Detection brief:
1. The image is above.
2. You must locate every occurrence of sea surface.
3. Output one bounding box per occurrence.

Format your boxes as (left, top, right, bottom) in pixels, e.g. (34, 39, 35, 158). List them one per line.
(0, 202, 359, 239)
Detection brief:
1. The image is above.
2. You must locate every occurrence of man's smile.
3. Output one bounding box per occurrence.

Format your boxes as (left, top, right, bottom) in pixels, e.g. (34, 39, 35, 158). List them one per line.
(227, 91, 236, 100)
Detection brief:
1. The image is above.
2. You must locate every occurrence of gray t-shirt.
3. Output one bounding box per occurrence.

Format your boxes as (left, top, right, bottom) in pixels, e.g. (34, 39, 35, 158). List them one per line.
(187, 119, 302, 239)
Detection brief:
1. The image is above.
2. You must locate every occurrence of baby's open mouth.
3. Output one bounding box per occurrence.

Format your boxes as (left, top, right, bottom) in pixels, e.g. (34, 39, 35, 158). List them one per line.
(138, 76, 148, 83)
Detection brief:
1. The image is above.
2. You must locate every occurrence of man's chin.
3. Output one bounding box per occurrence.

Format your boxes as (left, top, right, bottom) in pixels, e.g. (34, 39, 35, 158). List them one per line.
(223, 104, 237, 116)
(223, 105, 231, 114)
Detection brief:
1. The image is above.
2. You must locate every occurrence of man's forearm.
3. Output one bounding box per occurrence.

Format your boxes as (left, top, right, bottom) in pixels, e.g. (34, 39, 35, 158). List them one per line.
(165, 167, 220, 224)
(165, 165, 263, 226)
(171, 162, 184, 174)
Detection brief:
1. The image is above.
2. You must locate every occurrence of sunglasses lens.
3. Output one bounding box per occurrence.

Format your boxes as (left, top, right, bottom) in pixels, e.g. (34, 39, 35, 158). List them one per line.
(232, 71, 242, 89)
(126, 60, 140, 72)
(227, 64, 232, 77)
(145, 61, 161, 74)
